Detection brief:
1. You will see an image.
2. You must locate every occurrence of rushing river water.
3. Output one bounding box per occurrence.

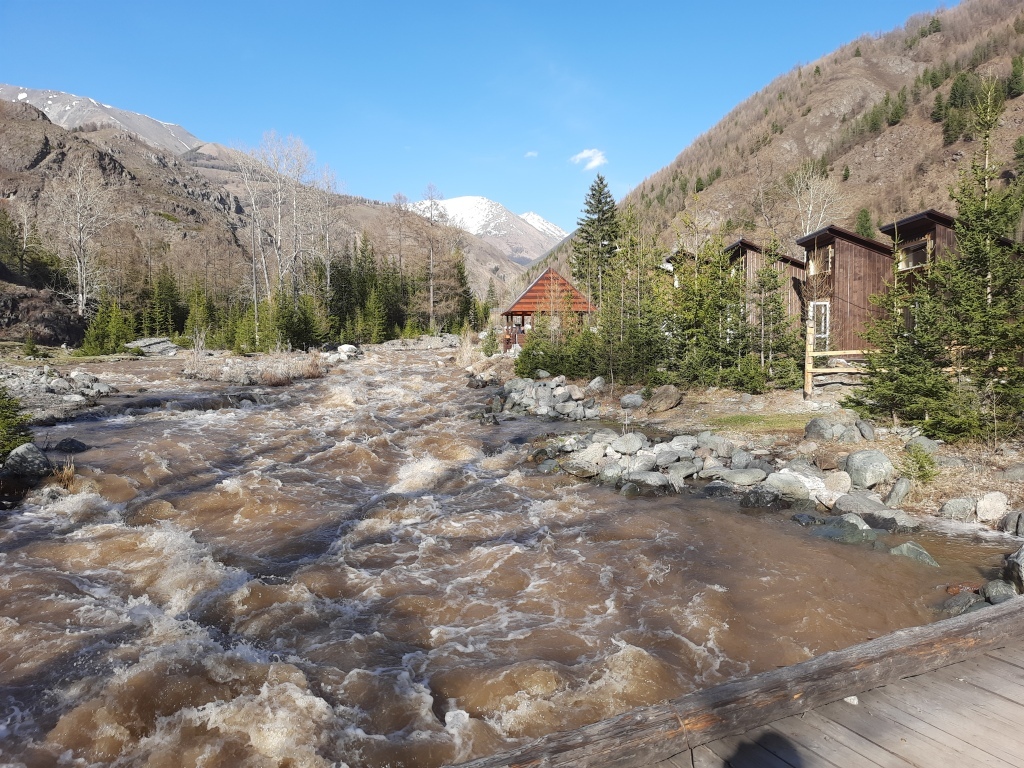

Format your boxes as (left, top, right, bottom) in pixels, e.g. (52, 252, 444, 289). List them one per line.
(0, 349, 1014, 767)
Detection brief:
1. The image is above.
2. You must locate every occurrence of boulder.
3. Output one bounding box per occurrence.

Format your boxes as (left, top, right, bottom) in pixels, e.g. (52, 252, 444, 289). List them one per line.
(1000, 510, 1024, 537)
(730, 449, 753, 470)
(976, 492, 1009, 524)
(647, 384, 682, 412)
(628, 471, 670, 488)
(598, 463, 623, 486)
(3, 443, 52, 479)
(566, 385, 585, 401)
(558, 457, 601, 478)
(885, 477, 912, 509)
(792, 512, 825, 526)
(124, 337, 179, 356)
(824, 471, 852, 494)
(740, 485, 783, 509)
(709, 468, 766, 486)
(610, 433, 645, 455)
(765, 472, 811, 501)
(586, 376, 607, 393)
(890, 541, 939, 567)
(942, 592, 984, 616)
(703, 480, 735, 497)
(905, 435, 940, 455)
(619, 482, 641, 498)
(621, 453, 658, 473)
(52, 437, 90, 454)
(804, 417, 834, 442)
(620, 393, 644, 409)
(845, 450, 895, 489)
(837, 427, 863, 445)
(1000, 464, 1024, 483)
(981, 579, 1018, 605)
(1007, 545, 1024, 592)
(938, 497, 976, 522)
(670, 435, 700, 451)
(856, 420, 876, 441)
(665, 463, 698, 491)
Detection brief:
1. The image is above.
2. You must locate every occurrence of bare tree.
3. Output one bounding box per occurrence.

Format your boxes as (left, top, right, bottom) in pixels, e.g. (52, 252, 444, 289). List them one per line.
(41, 155, 122, 315)
(421, 183, 444, 330)
(787, 161, 846, 237)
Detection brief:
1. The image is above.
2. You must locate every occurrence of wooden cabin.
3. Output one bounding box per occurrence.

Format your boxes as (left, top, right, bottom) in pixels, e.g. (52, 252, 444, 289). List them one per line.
(795, 225, 893, 353)
(723, 238, 806, 322)
(500, 267, 595, 352)
(878, 209, 957, 272)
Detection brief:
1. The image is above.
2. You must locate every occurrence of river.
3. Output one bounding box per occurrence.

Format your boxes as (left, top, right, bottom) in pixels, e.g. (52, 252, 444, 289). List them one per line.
(0, 348, 1012, 767)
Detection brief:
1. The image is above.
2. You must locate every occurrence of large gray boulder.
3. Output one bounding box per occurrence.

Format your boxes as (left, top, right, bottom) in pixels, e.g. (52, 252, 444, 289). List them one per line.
(890, 542, 939, 567)
(976, 492, 1009, 524)
(620, 393, 644, 409)
(938, 497, 976, 522)
(1000, 511, 1024, 537)
(905, 435, 940, 455)
(804, 417, 835, 441)
(703, 468, 766, 486)
(647, 384, 682, 413)
(845, 450, 895, 489)
(3, 443, 52, 479)
(885, 477, 913, 509)
(765, 472, 811, 500)
(610, 433, 645, 455)
(627, 471, 670, 488)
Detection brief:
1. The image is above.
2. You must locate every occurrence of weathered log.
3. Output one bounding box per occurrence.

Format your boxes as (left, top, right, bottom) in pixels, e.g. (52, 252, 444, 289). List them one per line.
(451, 597, 1024, 768)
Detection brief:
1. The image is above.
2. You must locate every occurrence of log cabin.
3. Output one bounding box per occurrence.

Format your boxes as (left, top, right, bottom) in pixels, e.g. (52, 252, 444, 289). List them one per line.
(723, 238, 806, 323)
(500, 267, 595, 352)
(795, 225, 893, 353)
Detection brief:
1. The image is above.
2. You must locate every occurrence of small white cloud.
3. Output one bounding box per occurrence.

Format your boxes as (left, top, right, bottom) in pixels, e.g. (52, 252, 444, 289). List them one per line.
(524, 150, 538, 158)
(570, 148, 607, 170)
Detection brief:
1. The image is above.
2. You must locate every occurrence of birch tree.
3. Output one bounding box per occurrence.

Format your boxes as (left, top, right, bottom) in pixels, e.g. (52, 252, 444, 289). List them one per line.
(42, 155, 122, 316)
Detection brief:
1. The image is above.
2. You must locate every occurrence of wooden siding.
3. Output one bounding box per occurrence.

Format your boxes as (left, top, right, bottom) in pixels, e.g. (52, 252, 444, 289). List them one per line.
(725, 240, 805, 325)
(798, 227, 892, 353)
(501, 268, 594, 317)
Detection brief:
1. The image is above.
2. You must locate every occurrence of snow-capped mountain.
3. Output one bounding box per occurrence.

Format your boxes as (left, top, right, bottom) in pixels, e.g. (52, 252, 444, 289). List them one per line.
(0, 84, 203, 156)
(411, 195, 566, 265)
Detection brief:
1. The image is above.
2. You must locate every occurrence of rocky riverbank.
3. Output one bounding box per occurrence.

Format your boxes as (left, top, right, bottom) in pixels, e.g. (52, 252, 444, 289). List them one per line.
(459, 354, 1024, 618)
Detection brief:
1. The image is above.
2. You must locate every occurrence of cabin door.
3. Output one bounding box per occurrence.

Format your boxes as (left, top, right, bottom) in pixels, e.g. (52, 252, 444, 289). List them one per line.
(809, 301, 831, 352)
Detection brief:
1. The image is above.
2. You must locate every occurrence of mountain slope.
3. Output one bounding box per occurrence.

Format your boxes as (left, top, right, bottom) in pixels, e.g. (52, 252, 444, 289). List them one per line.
(0, 84, 203, 156)
(411, 195, 566, 265)
(624, 0, 1024, 255)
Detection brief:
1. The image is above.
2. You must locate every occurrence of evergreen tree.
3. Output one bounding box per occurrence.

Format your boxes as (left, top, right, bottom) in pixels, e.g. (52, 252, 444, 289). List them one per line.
(931, 92, 946, 123)
(747, 245, 802, 388)
(855, 208, 875, 239)
(1010, 56, 1024, 100)
(571, 174, 619, 306)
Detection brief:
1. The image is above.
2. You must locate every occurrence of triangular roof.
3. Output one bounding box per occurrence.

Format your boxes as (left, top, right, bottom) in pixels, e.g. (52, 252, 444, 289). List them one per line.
(724, 238, 806, 268)
(502, 267, 595, 316)
(879, 209, 956, 242)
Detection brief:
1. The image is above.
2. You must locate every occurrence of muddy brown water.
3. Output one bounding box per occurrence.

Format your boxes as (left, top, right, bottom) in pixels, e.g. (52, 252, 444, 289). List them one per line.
(0, 351, 1014, 767)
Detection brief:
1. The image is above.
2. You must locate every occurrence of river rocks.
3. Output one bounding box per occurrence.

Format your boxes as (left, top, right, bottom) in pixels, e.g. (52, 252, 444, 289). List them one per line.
(53, 437, 90, 453)
(938, 497, 977, 522)
(698, 432, 734, 458)
(647, 384, 681, 412)
(1007, 545, 1024, 592)
(981, 579, 1019, 605)
(1000, 511, 1024, 537)
(740, 485, 783, 509)
(804, 417, 834, 442)
(765, 471, 811, 500)
(628, 471, 670, 488)
(942, 591, 984, 616)
(905, 435, 940, 455)
(975, 492, 1009, 524)
(856, 420, 876, 441)
(499, 376, 601, 421)
(586, 376, 606, 394)
(3, 442, 51, 479)
(830, 493, 920, 533)
(845, 450, 895, 489)
(889, 541, 939, 567)
(999, 464, 1024, 483)
(559, 457, 601, 478)
(702, 468, 766, 486)
(124, 337, 179, 356)
(610, 433, 645, 455)
(620, 393, 644, 409)
(824, 471, 852, 494)
(885, 477, 912, 509)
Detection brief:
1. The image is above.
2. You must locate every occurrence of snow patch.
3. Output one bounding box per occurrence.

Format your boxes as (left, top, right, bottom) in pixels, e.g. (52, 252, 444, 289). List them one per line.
(17, 92, 27, 101)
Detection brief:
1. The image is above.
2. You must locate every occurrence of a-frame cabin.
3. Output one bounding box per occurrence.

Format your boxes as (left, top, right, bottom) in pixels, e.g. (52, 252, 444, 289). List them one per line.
(500, 267, 595, 352)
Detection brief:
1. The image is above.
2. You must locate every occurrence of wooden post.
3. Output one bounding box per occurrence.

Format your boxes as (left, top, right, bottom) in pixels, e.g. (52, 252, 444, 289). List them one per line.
(803, 312, 815, 399)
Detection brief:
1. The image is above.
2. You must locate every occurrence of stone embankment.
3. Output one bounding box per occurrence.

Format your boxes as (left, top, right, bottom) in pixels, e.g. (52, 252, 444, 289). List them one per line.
(504, 384, 1024, 618)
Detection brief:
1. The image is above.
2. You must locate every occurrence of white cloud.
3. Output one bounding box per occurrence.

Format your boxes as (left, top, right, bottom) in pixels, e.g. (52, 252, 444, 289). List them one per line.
(570, 148, 607, 170)
(524, 150, 538, 158)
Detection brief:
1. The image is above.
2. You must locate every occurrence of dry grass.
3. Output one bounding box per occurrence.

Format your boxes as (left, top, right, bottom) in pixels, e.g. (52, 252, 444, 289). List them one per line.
(52, 457, 76, 491)
(707, 412, 810, 436)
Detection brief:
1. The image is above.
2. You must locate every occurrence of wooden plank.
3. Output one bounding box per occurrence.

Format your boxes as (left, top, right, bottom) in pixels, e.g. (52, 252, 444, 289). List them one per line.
(451, 601, 1024, 767)
(651, 752, 694, 768)
(691, 745, 725, 768)
(808, 349, 867, 357)
(768, 712, 889, 768)
(818, 698, 960, 767)
(740, 725, 841, 768)
(883, 671, 1024, 739)
(795, 710, 916, 768)
(985, 646, 1024, 669)
(928, 656, 1024, 708)
(859, 686, 1024, 768)
(868, 684, 1024, 765)
(704, 733, 794, 768)
(807, 367, 864, 374)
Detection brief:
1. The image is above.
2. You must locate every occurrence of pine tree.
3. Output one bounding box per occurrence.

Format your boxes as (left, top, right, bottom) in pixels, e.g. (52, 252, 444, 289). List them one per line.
(855, 208, 875, 239)
(571, 174, 619, 306)
(1010, 56, 1024, 100)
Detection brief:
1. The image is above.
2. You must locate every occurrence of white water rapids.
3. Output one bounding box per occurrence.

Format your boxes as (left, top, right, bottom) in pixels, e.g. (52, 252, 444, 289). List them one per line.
(0, 350, 1012, 767)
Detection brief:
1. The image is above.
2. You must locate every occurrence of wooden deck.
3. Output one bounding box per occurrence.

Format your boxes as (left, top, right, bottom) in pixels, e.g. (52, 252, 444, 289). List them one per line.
(655, 642, 1024, 767)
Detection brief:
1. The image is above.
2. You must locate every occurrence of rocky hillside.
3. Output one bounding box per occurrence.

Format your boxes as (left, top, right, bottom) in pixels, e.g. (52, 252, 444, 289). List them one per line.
(625, 0, 1024, 256)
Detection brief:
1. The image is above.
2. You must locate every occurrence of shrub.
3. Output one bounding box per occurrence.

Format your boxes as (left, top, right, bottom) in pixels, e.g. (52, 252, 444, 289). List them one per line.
(898, 442, 939, 484)
(0, 386, 30, 461)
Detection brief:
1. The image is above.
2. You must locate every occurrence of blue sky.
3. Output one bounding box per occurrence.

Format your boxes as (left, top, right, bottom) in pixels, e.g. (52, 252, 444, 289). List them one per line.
(2, 1, 950, 232)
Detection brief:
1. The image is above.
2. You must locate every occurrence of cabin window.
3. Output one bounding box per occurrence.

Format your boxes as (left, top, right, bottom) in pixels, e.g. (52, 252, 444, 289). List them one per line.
(898, 241, 929, 270)
(809, 301, 831, 352)
(808, 245, 833, 276)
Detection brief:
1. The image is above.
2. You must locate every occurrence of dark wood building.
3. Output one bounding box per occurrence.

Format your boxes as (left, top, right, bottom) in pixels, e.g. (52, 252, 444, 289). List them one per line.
(500, 268, 595, 351)
(878, 209, 957, 272)
(724, 238, 806, 322)
(795, 225, 893, 352)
